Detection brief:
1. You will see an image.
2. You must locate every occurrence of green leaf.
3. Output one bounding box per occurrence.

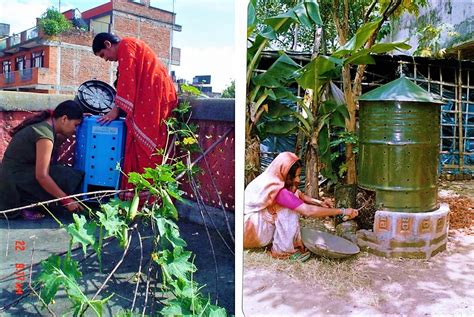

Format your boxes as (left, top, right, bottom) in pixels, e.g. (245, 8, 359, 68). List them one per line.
(97, 204, 124, 237)
(260, 120, 299, 136)
(264, 11, 297, 34)
(166, 182, 185, 201)
(318, 125, 330, 155)
(253, 53, 301, 88)
(304, 0, 323, 26)
(338, 18, 382, 53)
(37, 256, 62, 303)
(320, 100, 338, 115)
(206, 304, 228, 317)
(368, 42, 411, 54)
(320, 152, 337, 182)
(88, 295, 113, 317)
(169, 278, 198, 299)
(296, 55, 342, 90)
(260, 25, 277, 40)
(66, 214, 96, 255)
(160, 299, 194, 316)
(36, 255, 82, 306)
(345, 53, 375, 65)
(264, 0, 321, 33)
(247, 0, 256, 37)
(62, 256, 82, 280)
(335, 104, 350, 120)
(272, 87, 299, 101)
(155, 217, 187, 248)
(157, 247, 196, 281)
(330, 111, 346, 128)
(265, 102, 296, 118)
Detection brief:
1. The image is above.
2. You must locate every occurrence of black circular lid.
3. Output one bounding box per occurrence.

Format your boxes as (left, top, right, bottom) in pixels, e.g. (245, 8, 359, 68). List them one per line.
(76, 80, 116, 114)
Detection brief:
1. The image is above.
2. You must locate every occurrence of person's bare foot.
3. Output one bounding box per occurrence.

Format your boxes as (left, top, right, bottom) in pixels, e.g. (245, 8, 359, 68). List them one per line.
(20, 209, 45, 220)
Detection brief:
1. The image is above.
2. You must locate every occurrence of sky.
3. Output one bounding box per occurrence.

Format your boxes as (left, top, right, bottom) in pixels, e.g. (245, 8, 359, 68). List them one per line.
(0, 0, 236, 93)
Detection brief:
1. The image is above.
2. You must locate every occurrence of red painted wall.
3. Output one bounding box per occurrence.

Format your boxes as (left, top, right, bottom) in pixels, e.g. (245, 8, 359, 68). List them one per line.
(0, 111, 234, 212)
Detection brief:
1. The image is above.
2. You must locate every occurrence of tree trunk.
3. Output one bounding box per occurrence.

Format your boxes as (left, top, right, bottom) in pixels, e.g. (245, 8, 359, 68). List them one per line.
(303, 26, 323, 197)
(245, 135, 261, 186)
(342, 64, 357, 185)
(304, 144, 320, 199)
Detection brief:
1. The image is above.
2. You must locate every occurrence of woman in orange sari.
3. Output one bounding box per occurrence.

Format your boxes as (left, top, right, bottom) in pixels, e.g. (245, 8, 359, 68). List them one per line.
(92, 33, 178, 191)
(244, 152, 358, 259)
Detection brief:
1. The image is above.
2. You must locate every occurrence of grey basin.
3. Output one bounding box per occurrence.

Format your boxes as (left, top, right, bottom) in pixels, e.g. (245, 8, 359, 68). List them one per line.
(301, 227, 360, 259)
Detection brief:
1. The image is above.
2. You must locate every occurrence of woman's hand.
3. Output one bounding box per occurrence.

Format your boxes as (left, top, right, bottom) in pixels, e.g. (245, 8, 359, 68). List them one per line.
(97, 106, 120, 124)
(61, 198, 84, 212)
(342, 208, 358, 220)
(66, 201, 84, 212)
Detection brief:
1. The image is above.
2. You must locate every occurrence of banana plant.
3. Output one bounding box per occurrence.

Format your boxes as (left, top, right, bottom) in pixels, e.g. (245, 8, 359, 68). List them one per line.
(246, 0, 322, 184)
(294, 17, 411, 196)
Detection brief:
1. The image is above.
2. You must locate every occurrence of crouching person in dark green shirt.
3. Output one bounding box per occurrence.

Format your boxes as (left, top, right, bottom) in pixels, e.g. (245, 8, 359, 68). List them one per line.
(0, 100, 85, 220)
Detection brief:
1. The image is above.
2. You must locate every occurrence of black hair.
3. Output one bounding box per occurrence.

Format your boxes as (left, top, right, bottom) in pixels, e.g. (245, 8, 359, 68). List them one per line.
(10, 100, 83, 136)
(92, 32, 121, 54)
(284, 159, 302, 189)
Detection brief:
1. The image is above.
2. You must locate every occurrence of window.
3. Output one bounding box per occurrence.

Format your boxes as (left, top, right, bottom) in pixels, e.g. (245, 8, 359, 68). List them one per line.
(32, 51, 44, 68)
(2, 60, 11, 74)
(15, 56, 26, 71)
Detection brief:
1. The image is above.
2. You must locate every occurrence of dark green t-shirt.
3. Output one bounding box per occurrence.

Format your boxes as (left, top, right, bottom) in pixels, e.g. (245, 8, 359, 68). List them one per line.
(0, 121, 83, 212)
(3, 121, 54, 167)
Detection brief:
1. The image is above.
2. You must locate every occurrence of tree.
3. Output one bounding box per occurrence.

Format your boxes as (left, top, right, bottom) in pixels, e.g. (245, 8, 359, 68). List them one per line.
(221, 80, 235, 98)
(246, 0, 421, 201)
(251, 0, 427, 195)
(246, 0, 322, 185)
(38, 7, 72, 36)
(327, 0, 427, 186)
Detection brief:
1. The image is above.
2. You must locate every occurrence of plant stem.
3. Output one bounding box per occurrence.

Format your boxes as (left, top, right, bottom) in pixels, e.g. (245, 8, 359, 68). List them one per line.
(131, 229, 144, 312)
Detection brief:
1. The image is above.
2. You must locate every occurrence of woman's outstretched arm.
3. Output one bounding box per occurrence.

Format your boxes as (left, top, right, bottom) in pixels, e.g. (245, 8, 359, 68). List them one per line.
(295, 203, 358, 219)
(35, 139, 83, 212)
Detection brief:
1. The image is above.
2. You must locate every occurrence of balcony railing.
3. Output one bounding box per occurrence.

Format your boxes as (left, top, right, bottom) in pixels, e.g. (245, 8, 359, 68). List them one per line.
(9, 34, 20, 47)
(20, 68, 33, 81)
(1, 26, 40, 52)
(4, 72, 15, 84)
(25, 27, 38, 41)
(0, 67, 52, 87)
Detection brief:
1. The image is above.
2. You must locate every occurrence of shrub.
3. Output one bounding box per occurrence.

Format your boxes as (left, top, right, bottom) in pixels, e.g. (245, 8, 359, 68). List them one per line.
(38, 7, 72, 36)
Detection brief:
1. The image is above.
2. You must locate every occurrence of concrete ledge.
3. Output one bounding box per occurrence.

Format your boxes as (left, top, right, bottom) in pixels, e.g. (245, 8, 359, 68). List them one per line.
(176, 199, 235, 233)
(0, 91, 72, 111)
(187, 98, 234, 122)
(357, 204, 450, 259)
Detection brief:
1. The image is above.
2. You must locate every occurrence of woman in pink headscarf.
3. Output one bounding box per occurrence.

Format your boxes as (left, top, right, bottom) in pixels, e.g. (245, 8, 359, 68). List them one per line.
(244, 152, 358, 259)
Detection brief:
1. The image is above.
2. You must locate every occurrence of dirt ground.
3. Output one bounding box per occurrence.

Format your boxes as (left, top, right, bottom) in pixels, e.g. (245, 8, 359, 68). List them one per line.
(242, 181, 474, 316)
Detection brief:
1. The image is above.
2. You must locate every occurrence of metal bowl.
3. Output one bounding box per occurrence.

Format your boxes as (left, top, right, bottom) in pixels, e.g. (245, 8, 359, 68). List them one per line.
(301, 227, 360, 259)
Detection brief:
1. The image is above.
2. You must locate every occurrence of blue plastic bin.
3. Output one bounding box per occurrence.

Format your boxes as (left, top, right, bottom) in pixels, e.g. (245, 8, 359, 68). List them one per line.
(74, 116, 126, 194)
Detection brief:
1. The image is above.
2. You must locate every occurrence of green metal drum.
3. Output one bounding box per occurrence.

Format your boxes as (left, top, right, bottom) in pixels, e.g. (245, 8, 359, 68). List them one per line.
(358, 77, 444, 212)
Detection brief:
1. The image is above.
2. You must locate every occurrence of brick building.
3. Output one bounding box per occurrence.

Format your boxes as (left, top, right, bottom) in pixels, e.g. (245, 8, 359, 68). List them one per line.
(0, 0, 181, 94)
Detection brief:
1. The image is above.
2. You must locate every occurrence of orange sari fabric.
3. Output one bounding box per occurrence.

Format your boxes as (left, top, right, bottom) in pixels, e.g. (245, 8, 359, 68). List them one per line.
(114, 38, 177, 189)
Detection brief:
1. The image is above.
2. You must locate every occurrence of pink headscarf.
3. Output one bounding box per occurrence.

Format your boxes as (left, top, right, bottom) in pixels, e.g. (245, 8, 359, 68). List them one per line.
(244, 152, 300, 214)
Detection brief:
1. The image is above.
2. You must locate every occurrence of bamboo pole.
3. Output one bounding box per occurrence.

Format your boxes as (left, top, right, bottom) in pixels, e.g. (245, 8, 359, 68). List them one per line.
(458, 50, 465, 173)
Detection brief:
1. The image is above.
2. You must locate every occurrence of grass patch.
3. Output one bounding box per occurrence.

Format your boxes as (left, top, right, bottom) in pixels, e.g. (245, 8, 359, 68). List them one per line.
(244, 248, 374, 297)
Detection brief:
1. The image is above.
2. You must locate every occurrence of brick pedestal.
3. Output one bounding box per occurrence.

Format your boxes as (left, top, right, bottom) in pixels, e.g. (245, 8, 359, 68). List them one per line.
(357, 204, 449, 259)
